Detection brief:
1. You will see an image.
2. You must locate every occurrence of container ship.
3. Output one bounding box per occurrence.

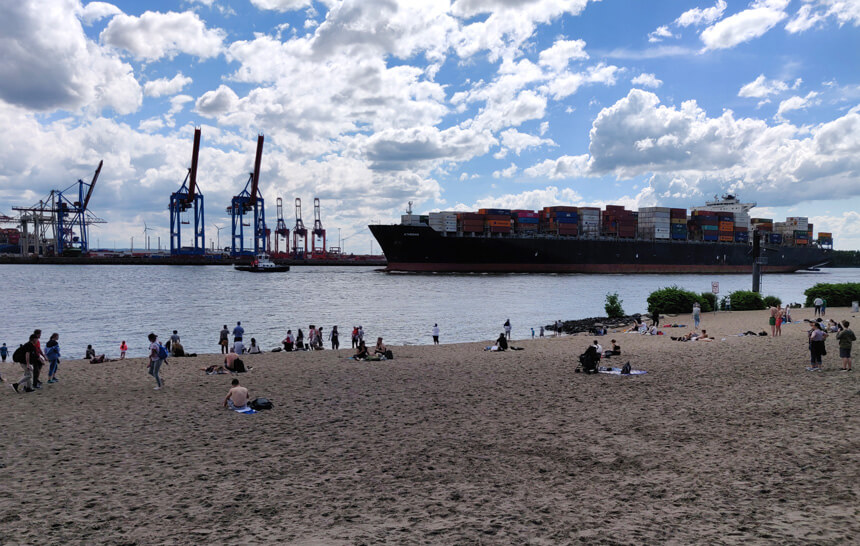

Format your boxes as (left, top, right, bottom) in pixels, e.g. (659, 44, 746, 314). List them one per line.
(369, 196, 832, 273)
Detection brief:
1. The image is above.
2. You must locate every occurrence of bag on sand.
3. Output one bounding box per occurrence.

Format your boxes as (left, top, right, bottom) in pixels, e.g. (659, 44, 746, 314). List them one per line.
(233, 358, 246, 373)
(384, 349, 394, 360)
(620, 362, 632, 375)
(249, 397, 273, 410)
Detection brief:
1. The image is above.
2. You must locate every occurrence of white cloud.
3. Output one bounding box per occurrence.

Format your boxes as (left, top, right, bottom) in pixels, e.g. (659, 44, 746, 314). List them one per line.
(144, 73, 193, 98)
(169, 95, 193, 115)
(676, 0, 727, 27)
(524, 154, 590, 179)
(362, 126, 497, 171)
(498, 128, 555, 155)
(538, 39, 588, 71)
(700, 0, 789, 50)
(545, 63, 620, 100)
(195, 85, 239, 117)
(250, 0, 312, 11)
(80, 2, 122, 25)
(631, 73, 663, 88)
(471, 186, 585, 212)
(775, 91, 820, 121)
(0, 1, 141, 114)
(492, 162, 518, 178)
(787, 0, 860, 33)
(648, 25, 674, 42)
(738, 74, 789, 98)
(100, 10, 225, 60)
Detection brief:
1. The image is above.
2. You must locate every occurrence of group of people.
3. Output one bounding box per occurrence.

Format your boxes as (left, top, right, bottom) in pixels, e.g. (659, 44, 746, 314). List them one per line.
(281, 325, 338, 352)
(352, 337, 389, 360)
(807, 318, 854, 372)
(768, 305, 794, 336)
(4, 329, 61, 393)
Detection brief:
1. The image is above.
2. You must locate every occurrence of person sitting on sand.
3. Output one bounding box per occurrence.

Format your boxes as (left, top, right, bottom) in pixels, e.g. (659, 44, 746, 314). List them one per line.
(171, 340, 186, 357)
(696, 329, 713, 342)
(85, 345, 96, 359)
(604, 339, 620, 357)
(354, 340, 369, 360)
(223, 378, 250, 410)
(282, 330, 295, 352)
(592, 340, 603, 358)
(374, 337, 387, 356)
(232, 339, 245, 355)
(495, 333, 509, 351)
(247, 338, 262, 354)
(224, 351, 244, 373)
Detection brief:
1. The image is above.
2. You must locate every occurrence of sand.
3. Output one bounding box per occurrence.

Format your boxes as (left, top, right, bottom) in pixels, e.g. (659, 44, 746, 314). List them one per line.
(1, 308, 858, 544)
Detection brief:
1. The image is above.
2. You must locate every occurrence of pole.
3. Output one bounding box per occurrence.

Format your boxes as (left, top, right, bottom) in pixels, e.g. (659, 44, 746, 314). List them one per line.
(752, 229, 761, 293)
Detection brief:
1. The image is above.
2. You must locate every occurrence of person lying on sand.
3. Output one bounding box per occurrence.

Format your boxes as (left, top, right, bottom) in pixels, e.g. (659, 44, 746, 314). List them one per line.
(202, 365, 229, 375)
(224, 378, 250, 410)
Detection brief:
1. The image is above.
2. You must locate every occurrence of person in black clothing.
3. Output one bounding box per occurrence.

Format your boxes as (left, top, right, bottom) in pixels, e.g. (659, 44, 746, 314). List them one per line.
(12, 335, 39, 392)
(354, 340, 369, 360)
(496, 333, 508, 351)
(330, 326, 339, 350)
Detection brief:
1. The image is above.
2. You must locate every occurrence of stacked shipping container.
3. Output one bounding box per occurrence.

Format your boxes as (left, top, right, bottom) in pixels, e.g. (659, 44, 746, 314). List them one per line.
(602, 205, 637, 238)
(638, 207, 671, 239)
(541, 206, 579, 236)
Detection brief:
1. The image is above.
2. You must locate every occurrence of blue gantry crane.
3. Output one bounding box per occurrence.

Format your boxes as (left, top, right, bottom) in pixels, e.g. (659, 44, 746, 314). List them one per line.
(169, 127, 205, 255)
(54, 160, 105, 255)
(228, 134, 266, 257)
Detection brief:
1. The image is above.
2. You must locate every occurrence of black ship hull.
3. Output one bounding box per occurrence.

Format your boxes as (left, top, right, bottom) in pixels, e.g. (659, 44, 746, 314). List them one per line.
(369, 225, 830, 273)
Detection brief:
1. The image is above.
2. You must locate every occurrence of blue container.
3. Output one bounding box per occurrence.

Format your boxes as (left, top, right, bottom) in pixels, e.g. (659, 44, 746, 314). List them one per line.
(671, 233, 687, 240)
(769, 233, 783, 244)
(703, 234, 719, 241)
(735, 232, 749, 242)
(552, 211, 578, 219)
(516, 217, 539, 224)
(702, 225, 718, 231)
(485, 208, 511, 216)
(555, 217, 578, 224)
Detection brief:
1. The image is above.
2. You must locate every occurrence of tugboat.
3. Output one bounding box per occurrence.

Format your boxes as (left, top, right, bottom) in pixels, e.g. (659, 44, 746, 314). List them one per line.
(234, 254, 290, 272)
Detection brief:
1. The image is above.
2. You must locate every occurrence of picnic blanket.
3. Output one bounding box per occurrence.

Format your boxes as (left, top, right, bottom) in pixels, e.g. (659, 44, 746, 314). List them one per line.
(598, 367, 647, 376)
(233, 406, 257, 414)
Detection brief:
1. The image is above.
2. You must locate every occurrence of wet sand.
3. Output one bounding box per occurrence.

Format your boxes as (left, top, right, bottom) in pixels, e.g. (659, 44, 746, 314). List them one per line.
(1, 308, 858, 544)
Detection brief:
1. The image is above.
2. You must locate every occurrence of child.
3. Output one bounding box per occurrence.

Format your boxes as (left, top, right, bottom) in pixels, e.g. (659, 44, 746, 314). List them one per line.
(45, 333, 61, 383)
(120, 340, 128, 359)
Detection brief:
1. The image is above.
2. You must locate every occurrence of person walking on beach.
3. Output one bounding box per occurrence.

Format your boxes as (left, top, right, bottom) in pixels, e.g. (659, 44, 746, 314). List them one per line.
(45, 332, 61, 384)
(769, 305, 779, 336)
(836, 320, 855, 371)
(11, 335, 39, 393)
(432, 323, 440, 345)
(120, 340, 128, 359)
(692, 302, 701, 329)
(539, 326, 544, 338)
(821, 298, 827, 316)
(504, 319, 511, 340)
(220, 325, 230, 354)
(351, 326, 358, 349)
(30, 329, 47, 389)
(0, 342, 7, 362)
(531, 327, 535, 339)
(813, 297, 823, 316)
(233, 321, 244, 343)
(330, 326, 340, 350)
(147, 333, 165, 390)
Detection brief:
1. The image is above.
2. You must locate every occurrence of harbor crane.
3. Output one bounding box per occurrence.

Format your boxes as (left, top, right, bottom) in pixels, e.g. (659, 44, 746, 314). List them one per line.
(169, 127, 205, 255)
(311, 197, 327, 258)
(292, 198, 308, 258)
(227, 134, 267, 257)
(273, 197, 290, 256)
(14, 161, 106, 256)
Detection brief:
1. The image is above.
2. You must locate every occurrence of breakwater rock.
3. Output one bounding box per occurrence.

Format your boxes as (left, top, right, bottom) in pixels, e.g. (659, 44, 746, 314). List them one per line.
(547, 314, 644, 335)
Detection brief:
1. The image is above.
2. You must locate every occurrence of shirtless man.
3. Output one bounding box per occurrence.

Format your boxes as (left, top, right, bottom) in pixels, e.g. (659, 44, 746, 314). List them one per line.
(224, 351, 242, 372)
(223, 378, 250, 409)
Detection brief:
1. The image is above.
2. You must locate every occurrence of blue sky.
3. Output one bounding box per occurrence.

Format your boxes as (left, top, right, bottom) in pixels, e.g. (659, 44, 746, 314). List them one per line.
(1, 0, 859, 252)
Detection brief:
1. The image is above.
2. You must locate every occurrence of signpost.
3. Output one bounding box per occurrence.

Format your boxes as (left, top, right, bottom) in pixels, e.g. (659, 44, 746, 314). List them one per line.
(712, 282, 719, 315)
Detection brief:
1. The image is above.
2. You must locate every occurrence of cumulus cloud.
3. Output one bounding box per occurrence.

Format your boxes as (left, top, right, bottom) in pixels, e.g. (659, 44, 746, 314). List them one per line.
(80, 1, 122, 25)
(775, 91, 820, 121)
(787, 0, 860, 32)
(498, 128, 555, 155)
(492, 163, 518, 178)
(101, 10, 225, 60)
(631, 73, 663, 88)
(144, 73, 193, 98)
(538, 39, 588, 71)
(471, 186, 585, 212)
(523, 154, 590, 179)
(700, 0, 789, 50)
(676, 0, 727, 27)
(250, 0, 312, 11)
(363, 126, 497, 171)
(0, 1, 141, 114)
(648, 25, 674, 43)
(738, 74, 789, 98)
(195, 85, 239, 117)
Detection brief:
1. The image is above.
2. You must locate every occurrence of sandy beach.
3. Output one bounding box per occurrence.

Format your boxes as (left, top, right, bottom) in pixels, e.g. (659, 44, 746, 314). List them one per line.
(1, 307, 858, 544)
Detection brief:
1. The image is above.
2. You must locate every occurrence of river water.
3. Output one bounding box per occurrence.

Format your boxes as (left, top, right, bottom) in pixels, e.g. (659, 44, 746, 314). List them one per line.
(3, 265, 857, 358)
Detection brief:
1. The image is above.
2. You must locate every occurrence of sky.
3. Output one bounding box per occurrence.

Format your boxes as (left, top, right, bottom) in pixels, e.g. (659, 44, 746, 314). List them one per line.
(1, 0, 859, 253)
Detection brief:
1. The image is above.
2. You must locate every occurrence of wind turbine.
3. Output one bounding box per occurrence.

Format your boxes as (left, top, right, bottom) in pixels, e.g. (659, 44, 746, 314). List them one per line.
(143, 221, 155, 251)
(214, 224, 225, 251)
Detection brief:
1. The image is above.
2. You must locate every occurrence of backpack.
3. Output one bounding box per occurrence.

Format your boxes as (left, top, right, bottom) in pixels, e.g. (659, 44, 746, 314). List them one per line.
(620, 362, 631, 375)
(233, 358, 246, 373)
(384, 349, 394, 360)
(12, 344, 26, 363)
(249, 397, 273, 410)
(157, 343, 169, 360)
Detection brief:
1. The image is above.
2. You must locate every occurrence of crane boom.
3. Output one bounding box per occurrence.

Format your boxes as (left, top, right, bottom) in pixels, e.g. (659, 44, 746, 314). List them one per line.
(187, 127, 201, 201)
(250, 134, 264, 198)
(82, 160, 102, 211)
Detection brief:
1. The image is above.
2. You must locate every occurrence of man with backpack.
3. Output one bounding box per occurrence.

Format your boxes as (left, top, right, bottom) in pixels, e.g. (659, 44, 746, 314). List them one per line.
(11, 335, 39, 393)
(147, 333, 168, 390)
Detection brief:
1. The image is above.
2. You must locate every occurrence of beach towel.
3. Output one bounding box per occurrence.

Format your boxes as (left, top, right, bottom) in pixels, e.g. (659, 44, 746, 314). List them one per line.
(598, 367, 647, 375)
(233, 406, 256, 414)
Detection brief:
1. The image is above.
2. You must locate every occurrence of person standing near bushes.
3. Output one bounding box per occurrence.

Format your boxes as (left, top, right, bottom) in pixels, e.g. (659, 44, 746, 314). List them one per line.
(692, 302, 701, 329)
(807, 322, 827, 371)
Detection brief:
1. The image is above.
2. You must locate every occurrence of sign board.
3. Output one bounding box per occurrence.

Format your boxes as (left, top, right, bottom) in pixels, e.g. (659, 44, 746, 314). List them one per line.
(711, 281, 719, 294)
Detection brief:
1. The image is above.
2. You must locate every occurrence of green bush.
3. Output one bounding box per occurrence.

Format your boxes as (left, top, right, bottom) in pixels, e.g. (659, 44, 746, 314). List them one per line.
(647, 286, 705, 314)
(762, 295, 782, 308)
(604, 292, 625, 319)
(700, 292, 716, 313)
(804, 282, 860, 307)
(727, 290, 766, 311)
